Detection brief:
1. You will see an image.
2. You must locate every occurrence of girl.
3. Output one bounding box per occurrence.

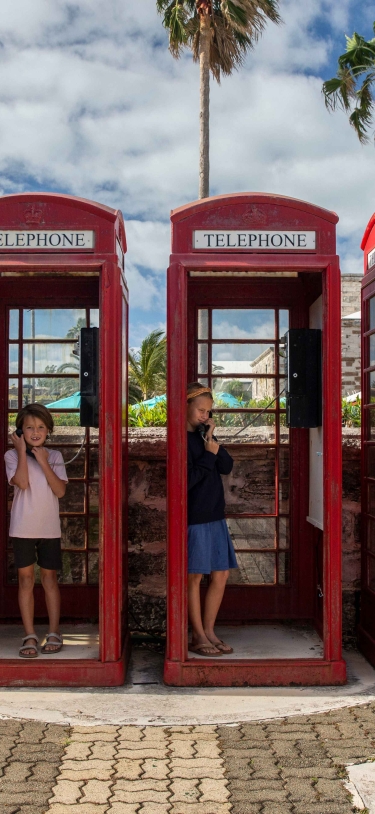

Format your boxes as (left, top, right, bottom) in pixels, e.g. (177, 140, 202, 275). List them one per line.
(187, 382, 237, 657)
(4, 404, 68, 658)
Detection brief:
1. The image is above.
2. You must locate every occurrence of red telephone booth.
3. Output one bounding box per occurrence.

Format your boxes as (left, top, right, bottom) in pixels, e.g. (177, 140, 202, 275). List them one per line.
(0, 192, 129, 686)
(359, 215, 375, 666)
(165, 193, 346, 687)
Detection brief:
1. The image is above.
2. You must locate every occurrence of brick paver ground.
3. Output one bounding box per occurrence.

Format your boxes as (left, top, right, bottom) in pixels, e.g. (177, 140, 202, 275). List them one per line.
(1, 702, 375, 812)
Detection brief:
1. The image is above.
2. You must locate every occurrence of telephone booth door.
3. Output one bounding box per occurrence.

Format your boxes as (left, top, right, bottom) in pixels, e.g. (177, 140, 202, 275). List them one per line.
(0, 193, 129, 686)
(358, 215, 375, 666)
(165, 193, 346, 687)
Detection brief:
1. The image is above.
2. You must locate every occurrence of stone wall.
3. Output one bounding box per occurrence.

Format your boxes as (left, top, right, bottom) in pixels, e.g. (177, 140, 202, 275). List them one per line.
(341, 273, 362, 317)
(341, 317, 361, 396)
(127, 427, 362, 648)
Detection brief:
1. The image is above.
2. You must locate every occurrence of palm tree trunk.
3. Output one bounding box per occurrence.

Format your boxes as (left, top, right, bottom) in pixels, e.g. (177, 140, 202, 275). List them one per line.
(199, 13, 211, 199)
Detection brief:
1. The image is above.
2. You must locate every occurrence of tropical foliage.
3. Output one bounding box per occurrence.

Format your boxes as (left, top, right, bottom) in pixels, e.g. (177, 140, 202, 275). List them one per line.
(128, 329, 167, 402)
(323, 24, 375, 143)
(129, 400, 167, 427)
(157, 0, 281, 197)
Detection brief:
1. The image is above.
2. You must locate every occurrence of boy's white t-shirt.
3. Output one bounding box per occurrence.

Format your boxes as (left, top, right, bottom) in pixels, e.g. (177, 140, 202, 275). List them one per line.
(4, 448, 68, 539)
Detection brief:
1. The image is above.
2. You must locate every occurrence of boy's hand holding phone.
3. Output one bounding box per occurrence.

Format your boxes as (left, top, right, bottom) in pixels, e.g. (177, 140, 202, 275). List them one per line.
(11, 430, 27, 453)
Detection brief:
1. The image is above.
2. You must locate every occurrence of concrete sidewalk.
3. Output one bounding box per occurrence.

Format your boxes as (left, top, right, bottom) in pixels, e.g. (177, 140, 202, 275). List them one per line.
(1, 704, 375, 813)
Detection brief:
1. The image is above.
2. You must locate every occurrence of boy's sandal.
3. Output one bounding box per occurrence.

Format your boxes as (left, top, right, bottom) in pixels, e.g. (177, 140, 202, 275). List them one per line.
(41, 633, 63, 654)
(188, 643, 223, 657)
(209, 639, 233, 654)
(19, 635, 39, 659)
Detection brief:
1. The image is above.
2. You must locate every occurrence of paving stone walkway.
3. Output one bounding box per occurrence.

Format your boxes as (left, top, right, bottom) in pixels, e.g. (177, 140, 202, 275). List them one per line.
(1, 702, 375, 813)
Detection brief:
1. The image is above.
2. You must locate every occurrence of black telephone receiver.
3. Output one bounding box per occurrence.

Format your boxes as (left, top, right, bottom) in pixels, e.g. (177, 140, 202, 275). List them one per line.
(15, 427, 34, 457)
(198, 411, 213, 440)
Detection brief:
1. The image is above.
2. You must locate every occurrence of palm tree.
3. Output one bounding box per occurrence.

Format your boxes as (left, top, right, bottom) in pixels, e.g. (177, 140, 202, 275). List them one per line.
(128, 329, 167, 402)
(157, 0, 281, 198)
(322, 25, 375, 143)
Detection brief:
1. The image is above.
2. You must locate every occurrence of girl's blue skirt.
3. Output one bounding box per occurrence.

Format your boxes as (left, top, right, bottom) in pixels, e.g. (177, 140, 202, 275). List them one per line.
(188, 519, 238, 574)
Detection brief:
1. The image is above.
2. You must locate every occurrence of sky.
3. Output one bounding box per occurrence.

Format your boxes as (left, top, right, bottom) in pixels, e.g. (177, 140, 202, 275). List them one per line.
(0, 0, 374, 347)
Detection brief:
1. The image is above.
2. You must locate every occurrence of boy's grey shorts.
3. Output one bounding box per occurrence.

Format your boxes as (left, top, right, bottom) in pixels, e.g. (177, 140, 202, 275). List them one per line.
(10, 537, 62, 570)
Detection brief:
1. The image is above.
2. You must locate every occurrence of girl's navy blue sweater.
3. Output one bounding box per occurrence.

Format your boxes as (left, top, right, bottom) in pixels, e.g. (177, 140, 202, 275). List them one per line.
(187, 430, 233, 526)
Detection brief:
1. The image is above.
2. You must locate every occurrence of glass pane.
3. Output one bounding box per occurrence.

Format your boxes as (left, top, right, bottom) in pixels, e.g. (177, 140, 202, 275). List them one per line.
(60, 482, 85, 513)
(279, 310, 289, 339)
(213, 412, 276, 444)
(227, 552, 276, 584)
(8, 345, 18, 374)
(279, 517, 290, 549)
(61, 516, 86, 549)
(198, 343, 208, 374)
(370, 335, 375, 368)
(59, 552, 87, 584)
(212, 344, 275, 375)
(9, 309, 19, 339)
(367, 516, 375, 554)
(88, 515, 99, 548)
(280, 415, 289, 443)
(367, 446, 375, 478)
(89, 309, 99, 328)
(279, 345, 287, 376)
(212, 309, 275, 339)
(23, 342, 79, 374)
(279, 447, 290, 479)
(59, 446, 86, 478)
(197, 377, 208, 387)
(22, 378, 79, 407)
(370, 298, 375, 331)
(279, 480, 289, 513)
(279, 551, 290, 583)
(226, 517, 276, 549)
(369, 371, 375, 404)
(89, 482, 99, 512)
(23, 309, 86, 339)
(213, 377, 276, 405)
(369, 409, 375, 439)
(88, 551, 99, 584)
(369, 483, 375, 517)
(8, 379, 18, 409)
(198, 309, 208, 340)
(224, 450, 276, 513)
(89, 447, 99, 479)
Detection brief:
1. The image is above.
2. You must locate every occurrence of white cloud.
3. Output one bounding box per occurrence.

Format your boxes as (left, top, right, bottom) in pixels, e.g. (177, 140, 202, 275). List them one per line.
(0, 0, 372, 340)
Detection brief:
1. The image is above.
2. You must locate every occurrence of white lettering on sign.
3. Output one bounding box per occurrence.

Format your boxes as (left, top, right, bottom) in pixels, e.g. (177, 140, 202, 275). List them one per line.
(0, 231, 95, 250)
(368, 247, 375, 269)
(193, 230, 316, 250)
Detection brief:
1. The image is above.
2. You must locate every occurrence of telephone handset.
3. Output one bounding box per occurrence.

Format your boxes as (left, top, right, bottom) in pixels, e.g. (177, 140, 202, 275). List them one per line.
(15, 427, 35, 457)
(197, 411, 217, 441)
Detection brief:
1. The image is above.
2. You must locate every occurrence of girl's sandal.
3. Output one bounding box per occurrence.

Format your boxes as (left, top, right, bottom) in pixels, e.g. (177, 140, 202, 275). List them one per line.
(41, 633, 63, 654)
(19, 635, 39, 659)
(209, 639, 234, 654)
(188, 643, 223, 657)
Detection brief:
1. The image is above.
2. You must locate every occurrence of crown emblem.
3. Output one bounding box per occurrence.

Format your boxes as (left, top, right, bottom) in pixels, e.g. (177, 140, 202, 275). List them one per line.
(24, 204, 44, 227)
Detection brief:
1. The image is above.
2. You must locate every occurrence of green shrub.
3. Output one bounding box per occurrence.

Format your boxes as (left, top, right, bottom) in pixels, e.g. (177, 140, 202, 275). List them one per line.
(128, 401, 167, 427)
(342, 399, 361, 427)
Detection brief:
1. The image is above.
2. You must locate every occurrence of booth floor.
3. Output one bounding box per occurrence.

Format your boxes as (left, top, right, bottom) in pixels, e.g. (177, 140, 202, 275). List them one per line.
(0, 623, 99, 660)
(188, 624, 324, 659)
(0, 624, 374, 726)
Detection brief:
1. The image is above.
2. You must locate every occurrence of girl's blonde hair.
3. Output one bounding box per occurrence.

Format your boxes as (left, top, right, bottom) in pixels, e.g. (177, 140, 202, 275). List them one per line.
(187, 382, 213, 403)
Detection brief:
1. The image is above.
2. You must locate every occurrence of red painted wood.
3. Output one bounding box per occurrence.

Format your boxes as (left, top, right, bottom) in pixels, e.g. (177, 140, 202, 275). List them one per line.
(164, 656, 347, 687)
(165, 193, 345, 687)
(166, 263, 188, 664)
(322, 260, 342, 662)
(0, 193, 128, 686)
